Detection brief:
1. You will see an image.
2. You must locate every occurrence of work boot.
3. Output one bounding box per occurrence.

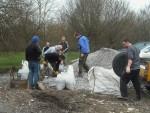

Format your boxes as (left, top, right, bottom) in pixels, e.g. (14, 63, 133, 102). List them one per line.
(117, 96, 128, 101)
(135, 95, 141, 101)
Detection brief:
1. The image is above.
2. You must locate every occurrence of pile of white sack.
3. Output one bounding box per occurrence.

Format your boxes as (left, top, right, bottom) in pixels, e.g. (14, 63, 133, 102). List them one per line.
(18, 60, 29, 80)
(56, 65, 76, 90)
(73, 48, 120, 96)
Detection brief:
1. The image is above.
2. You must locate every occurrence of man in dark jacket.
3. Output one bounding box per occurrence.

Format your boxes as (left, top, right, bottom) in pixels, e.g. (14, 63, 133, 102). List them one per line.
(59, 36, 69, 64)
(59, 36, 69, 54)
(25, 35, 41, 89)
(44, 45, 63, 72)
(120, 39, 141, 101)
(75, 32, 90, 77)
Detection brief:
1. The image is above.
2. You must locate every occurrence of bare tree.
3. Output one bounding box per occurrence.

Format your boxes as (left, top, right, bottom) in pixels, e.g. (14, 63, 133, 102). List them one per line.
(61, 0, 131, 49)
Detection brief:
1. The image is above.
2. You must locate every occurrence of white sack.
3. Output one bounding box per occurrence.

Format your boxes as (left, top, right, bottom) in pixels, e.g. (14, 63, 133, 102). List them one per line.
(56, 65, 76, 90)
(56, 74, 66, 90)
(65, 65, 76, 90)
(88, 66, 120, 96)
(59, 64, 65, 72)
(18, 60, 29, 80)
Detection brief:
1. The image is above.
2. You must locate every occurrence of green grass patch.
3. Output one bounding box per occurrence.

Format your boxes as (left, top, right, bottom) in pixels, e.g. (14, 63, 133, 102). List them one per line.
(0, 52, 25, 72)
(0, 51, 79, 72)
(67, 51, 79, 63)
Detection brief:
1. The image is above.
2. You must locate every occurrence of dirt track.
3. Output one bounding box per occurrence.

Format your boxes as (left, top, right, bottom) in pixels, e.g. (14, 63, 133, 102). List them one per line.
(0, 74, 150, 113)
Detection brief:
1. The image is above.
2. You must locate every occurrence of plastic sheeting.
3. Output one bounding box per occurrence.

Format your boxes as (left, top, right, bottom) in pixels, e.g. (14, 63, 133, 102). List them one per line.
(88, 66, 120, 96)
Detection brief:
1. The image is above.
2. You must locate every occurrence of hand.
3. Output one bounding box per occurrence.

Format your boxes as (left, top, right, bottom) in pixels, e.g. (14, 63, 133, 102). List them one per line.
(80, 53, 84, 57)
(59, 51, 63, 55)
(60, 60, 64, 64)
(126, 66, 131, 74)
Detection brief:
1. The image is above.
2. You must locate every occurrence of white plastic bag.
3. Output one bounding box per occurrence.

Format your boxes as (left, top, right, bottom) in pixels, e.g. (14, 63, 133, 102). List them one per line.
(18, 60, 29, 80)
(59, 64, 65, 72)
(65, 65, 76, 90)
(88, 66, 120, 96)
(56, 74, 66, 90)
(56, 65, 76, 90)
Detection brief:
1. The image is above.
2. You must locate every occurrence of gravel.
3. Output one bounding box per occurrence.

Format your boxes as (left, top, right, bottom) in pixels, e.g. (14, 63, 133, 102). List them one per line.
(73, 48, 119, 77)
(72, 48, 119, 90)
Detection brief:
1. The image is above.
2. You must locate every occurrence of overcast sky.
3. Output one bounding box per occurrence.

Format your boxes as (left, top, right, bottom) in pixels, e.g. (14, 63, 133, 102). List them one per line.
(56, 0, 150, 12)
(126, 0, 150, 11)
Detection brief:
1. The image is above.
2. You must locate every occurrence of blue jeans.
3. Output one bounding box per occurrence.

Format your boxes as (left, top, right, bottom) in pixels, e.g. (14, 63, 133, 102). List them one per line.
(28, 61, 40, 88)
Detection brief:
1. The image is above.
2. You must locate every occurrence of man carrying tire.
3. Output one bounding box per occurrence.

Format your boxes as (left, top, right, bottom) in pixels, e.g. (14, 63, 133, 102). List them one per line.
(120, 39, 141, 101)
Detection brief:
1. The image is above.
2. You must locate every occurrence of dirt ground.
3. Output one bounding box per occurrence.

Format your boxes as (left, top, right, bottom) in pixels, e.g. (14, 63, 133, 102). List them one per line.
(0, 74, 150, 113)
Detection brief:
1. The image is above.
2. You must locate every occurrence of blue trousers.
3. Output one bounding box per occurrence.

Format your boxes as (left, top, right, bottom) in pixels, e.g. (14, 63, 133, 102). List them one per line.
(28, 61, 40, 88)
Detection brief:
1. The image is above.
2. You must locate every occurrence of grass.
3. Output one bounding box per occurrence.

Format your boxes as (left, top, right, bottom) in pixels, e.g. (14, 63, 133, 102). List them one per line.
(0, 51, 79, 73)
(67, 51, 79, 63)
(0, 52, 25, 72)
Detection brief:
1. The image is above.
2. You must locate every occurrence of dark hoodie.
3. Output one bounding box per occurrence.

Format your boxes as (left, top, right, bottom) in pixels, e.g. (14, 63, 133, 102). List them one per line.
(25, 36, 41, 62)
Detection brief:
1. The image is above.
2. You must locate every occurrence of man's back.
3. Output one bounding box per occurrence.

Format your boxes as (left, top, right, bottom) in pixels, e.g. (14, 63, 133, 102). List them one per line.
(79, 36, 90, 54)
(127, 46, 140, 70)
(26, 44, 41, 62)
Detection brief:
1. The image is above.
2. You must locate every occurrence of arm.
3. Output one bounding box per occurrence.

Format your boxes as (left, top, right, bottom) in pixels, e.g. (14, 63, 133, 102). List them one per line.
(126, 59, 132, 73)
(37, 46, 42, 56)
(63, 41, 69, 53)
(35, 45, 42, 61)
(79, 38, 86, 53)
(79, 37, 89, 54)
(126, 48, 133, 73)
(127, 59, 132, 68)
(42, 47, 45, 57)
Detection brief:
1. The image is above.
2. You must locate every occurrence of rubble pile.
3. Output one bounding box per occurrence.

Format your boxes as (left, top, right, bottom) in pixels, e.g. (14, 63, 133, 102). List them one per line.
(73, 48, 119, 76)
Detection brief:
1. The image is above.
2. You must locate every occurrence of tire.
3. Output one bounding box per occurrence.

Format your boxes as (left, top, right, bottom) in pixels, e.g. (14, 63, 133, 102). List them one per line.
(112, 51, 128, 77)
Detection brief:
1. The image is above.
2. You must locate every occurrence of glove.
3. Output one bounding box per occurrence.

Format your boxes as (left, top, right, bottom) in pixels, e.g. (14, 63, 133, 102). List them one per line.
(126, 66, 131, 74)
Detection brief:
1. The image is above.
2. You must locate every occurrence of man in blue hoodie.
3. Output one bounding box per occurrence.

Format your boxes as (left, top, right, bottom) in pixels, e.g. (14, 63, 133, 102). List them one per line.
(25, 35, 41, 89)
(75, 32, 90, 77)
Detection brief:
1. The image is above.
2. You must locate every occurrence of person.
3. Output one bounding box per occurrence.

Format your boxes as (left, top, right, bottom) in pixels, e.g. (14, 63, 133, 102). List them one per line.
(42, 41, 50, 57)
(25, 35, 41, 89)
(44, 45, 63, 72)
(59, 36, 69, 54)
(120, 38, 141, 101)
(75, 32, 90, 77)
(59, 36, 69, 64)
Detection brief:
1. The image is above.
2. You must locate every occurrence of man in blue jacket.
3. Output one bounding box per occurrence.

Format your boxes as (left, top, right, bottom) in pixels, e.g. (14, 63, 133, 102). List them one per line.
(75, 32, 90, 77)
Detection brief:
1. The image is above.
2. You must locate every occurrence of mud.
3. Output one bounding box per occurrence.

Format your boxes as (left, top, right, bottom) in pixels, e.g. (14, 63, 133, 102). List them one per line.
(0, 74, 150, 113)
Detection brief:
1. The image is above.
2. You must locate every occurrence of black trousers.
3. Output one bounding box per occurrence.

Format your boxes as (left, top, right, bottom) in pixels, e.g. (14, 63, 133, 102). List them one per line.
(45, 53, 60, 71)
(120, 69, 141, 99)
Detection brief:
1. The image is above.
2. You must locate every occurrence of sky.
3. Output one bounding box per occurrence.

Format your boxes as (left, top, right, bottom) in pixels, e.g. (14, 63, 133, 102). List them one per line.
(56, 0, 150, 12)
(126, 0, 150, 12)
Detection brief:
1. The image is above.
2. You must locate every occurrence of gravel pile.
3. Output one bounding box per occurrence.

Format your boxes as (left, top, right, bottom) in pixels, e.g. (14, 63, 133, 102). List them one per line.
(73, 48, 119, 76)
(72, 48, 119, 90)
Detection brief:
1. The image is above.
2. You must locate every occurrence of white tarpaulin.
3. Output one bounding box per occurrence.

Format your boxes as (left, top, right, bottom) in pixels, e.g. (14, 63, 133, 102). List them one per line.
(88, 66, 120, 96)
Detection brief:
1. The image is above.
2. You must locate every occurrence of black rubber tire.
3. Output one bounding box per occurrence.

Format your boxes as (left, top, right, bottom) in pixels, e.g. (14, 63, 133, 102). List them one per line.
(112, 51, 128, 77)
